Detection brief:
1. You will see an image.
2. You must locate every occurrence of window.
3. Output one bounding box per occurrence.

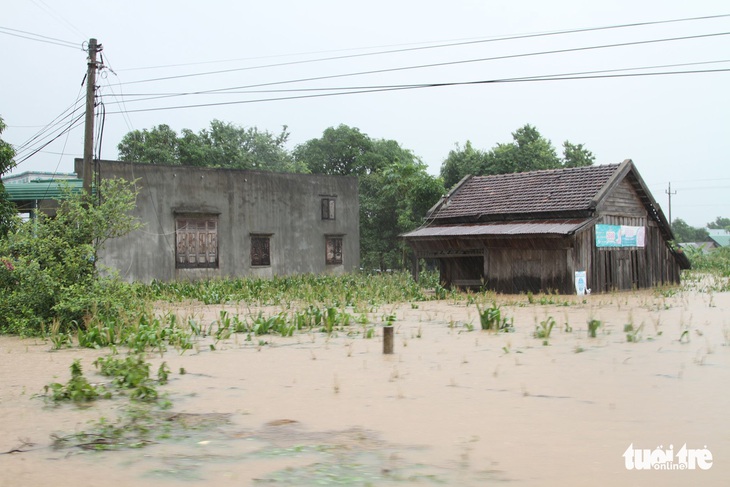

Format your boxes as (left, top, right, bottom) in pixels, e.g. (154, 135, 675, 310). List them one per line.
(175, 216, 218, 268)
(321, 197, 336, 220)
(326, 236, 343, 265)
(250, 235, 271, 266)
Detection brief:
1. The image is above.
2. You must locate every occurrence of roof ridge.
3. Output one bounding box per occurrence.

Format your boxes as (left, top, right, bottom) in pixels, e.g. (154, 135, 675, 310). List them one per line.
(470, 162, 621, 181)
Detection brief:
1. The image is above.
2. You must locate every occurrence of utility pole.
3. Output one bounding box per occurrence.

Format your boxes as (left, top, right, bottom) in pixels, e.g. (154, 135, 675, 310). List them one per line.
(665, 181, 677, 226)
(83, 38, 100, 195)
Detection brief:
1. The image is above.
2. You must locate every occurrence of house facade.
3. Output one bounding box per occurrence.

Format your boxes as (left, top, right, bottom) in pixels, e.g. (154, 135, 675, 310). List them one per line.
(76, 159, 359, 282)
(402, 160, 689, 294)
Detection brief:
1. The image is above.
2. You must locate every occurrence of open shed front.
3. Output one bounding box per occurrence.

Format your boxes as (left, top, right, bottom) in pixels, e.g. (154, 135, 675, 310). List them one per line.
(410, 234, 577, 294)
(407, 219, 684, 295)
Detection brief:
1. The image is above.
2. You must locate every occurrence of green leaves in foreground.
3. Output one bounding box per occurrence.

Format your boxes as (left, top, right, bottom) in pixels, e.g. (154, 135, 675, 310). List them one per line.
(44, 355, 170, 404)
(44, 360, 110, 403)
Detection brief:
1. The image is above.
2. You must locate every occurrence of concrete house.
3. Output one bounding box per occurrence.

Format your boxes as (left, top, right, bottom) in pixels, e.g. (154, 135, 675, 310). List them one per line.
(76, 159, 359, 282)
(402, 160, 689, 294)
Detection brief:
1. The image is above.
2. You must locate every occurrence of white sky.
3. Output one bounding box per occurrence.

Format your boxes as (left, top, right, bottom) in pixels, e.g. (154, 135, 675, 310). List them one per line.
(2, 0, 728, 227)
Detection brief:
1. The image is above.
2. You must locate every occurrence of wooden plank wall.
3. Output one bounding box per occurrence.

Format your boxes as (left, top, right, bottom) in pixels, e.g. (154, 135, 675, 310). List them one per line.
(575, 177, 681, 292)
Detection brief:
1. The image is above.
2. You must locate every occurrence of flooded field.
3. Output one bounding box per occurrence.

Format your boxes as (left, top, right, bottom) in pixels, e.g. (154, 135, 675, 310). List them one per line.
(1, 286, 729, 486)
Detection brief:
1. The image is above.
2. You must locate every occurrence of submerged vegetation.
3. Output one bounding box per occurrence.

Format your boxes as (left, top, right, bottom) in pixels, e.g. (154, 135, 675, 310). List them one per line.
(135, 271, 437, 306)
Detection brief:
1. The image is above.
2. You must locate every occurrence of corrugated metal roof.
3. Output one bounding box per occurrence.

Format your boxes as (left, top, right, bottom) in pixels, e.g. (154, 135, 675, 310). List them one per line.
(709, 235, 730, 247)
(3, 179, 85, 201)
(402, 219, 592, 239)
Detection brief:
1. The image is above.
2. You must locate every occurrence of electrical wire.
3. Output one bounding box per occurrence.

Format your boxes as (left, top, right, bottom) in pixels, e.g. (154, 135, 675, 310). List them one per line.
(13, 114, 85, 166)
(108, 30, 730, 108)
(38, 85, 85, 202)
(13, 95, 85, 153)
(0, 25, 80, 49)
(99, 54, 136, 133)
(104, 67, 730, 116)
(29, 0, 87, 40)
(103, 59, 730, 101)
(116, 14, 730, 85)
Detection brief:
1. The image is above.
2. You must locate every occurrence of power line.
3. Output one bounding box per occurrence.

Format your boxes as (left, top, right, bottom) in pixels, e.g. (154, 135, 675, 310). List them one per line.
(13, 96, 86, 153)
(117, 13, 730, 84)
(13, 114, 85, 166)
(0, 25, 79, 49)
(105, 59, 730, 101)
(104, 67, 730, 116)
(29, 0, 87, 40)
(111, 30, 730, 103)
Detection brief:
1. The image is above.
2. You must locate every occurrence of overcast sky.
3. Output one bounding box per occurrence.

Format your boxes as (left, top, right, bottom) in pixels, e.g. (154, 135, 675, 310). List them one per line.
(2, 0, 728, 227)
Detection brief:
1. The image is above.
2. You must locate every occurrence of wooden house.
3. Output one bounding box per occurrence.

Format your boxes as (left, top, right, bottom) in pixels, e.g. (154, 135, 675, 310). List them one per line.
(402, 160, 689, 294)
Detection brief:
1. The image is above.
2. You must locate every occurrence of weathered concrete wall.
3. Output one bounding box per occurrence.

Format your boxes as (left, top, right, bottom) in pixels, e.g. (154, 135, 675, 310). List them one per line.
(77, 160, 359, 282)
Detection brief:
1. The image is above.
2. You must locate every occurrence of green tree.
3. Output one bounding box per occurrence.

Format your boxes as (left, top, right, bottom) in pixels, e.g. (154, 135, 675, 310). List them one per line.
(707, 217, 730, 231)
(0, 178, 142, 334)
(671, 218, 709, 242)
(293, 124, 382, 176)
(484, 124, 560, 174)
(439, 141, 487, 190)
(295, 126, 444, 270)
(0, 116, 17, 237)
(440, 124, 595, 184)
(118, 120, 303, 172)
(118, 124, 178, 164)
(561, 141, 595, 168)
(360, 149, 444, 270)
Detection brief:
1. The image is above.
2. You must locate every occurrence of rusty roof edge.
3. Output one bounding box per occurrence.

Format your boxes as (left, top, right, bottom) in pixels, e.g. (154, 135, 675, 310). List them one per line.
(570, 217, 599, 235)
(401, 218, 594, 239)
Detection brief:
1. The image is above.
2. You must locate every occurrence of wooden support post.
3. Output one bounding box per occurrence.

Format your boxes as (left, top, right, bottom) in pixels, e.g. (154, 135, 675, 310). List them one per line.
(383, 326, 394, 354)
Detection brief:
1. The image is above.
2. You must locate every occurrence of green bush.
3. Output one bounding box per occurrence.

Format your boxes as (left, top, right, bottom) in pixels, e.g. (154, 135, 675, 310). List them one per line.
(0, 179, 142, 336)
(685, 246, 730, 277)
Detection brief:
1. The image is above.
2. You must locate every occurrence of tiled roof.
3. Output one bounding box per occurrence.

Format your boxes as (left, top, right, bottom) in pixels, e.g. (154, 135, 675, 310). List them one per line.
(431, 164, 621, 220)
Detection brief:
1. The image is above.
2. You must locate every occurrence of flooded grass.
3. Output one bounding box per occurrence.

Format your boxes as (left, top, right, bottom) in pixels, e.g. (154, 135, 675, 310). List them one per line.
(2, 275, 730, 486)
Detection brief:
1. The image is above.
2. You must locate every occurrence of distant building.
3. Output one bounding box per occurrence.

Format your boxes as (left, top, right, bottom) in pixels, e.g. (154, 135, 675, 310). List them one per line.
(2, 171, 77, 184)
(679, 241, 718, 254)
(707, 229, 730, 248)
(74, 159, 360, 282)
(2, 175, 84, 218)
(402, 160, 689, 294)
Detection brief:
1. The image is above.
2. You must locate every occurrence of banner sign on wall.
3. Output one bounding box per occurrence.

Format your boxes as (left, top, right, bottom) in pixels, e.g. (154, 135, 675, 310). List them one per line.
(595, 224, 645, 248)
(575, 271, 587, 296)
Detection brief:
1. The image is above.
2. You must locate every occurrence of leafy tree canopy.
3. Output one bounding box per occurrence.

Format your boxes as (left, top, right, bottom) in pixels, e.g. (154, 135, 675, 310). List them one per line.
(671, 218, 709, 243)
(439, 124, 595, 189)
(295, 125, 444, 269)
(707, 216, 730, 231)
(292, 124, 383, 176)
(118, 120, 305, 172)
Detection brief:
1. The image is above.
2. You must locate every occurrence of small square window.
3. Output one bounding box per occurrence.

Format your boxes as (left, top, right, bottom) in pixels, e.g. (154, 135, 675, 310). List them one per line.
(251, 236, 271, 266)
(321, 198, 336, 220)
(326, 236, 343, 265)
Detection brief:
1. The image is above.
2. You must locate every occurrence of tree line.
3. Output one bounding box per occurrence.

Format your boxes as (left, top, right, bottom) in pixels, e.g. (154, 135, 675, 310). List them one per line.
(672, 217, 730, 243)
(117, 121, 596, 270)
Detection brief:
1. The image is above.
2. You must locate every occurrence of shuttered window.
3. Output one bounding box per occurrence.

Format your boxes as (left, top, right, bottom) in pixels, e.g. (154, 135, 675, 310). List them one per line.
(251, 235, 271, 266)
(175, 217, 218, 268)
(321, 198, 336, 220)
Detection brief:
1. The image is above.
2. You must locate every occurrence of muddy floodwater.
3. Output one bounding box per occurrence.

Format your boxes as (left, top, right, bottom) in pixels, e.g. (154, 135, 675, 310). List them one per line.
(1, 287, 729, 486)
